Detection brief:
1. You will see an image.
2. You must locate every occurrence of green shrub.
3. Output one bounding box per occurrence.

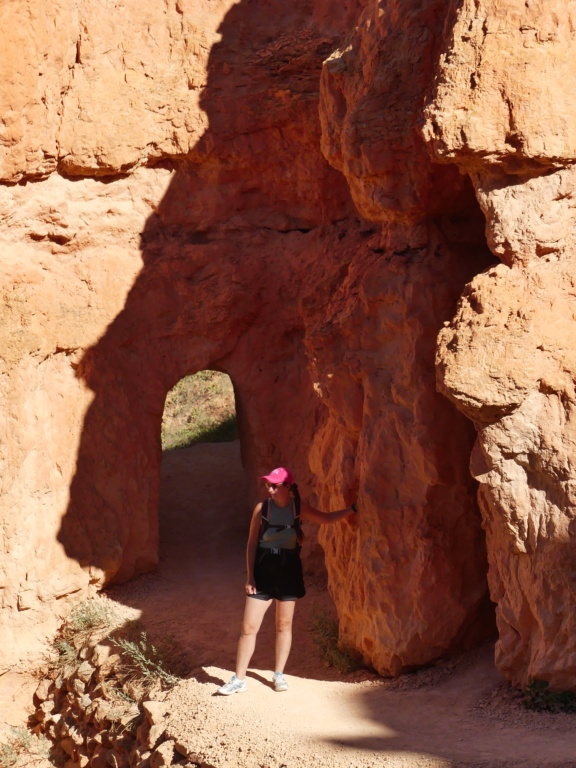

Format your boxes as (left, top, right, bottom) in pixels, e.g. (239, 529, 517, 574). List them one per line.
(51, 598, 118, 672)
(109, 632, 179, 694)
(67, 598, 116, 633)
(309, 603, 365, 674)
(523, 678, 576, 713)
(0, 727, 50, 768)
(53, 639, 80, 670)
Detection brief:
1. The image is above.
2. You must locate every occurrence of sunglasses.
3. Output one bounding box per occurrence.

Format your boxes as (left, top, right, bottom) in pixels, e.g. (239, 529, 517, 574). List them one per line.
(266, 481, 287, 490)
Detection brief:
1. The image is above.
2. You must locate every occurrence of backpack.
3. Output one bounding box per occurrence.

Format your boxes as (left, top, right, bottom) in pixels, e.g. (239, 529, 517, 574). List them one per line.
(259, 497, 303, 547)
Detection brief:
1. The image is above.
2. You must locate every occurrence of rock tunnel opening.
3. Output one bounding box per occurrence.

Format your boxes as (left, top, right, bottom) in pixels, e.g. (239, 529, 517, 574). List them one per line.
(160, 371, 238, 454)
(157, 370, 248, 570)
(150, 367, 334, 672)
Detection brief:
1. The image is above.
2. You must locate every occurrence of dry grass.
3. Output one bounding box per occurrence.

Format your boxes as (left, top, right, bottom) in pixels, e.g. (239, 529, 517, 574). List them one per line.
(309, 603, 366, 674)
(0, 728, 50, 768)
(52, 596, 120, 674)
(161, 371, 237, 451)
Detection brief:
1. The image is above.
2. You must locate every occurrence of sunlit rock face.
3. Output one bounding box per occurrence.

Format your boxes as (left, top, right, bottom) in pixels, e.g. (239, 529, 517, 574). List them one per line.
(423, 0, 576, 689)
(0, 0, 496, 675)
(0, 0, 358, 666)
(316, 0, 495, 675)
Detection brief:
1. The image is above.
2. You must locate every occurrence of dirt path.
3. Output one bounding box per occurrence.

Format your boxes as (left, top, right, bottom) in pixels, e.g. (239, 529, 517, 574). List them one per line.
(105, 441, 576, 768)
(3, 441, 576, 766)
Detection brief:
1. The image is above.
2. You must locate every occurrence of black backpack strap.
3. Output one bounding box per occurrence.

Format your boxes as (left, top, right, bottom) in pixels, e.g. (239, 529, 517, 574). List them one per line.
(258, 499, 270, 542)
(258, 497, 302, 546)
(293, 494, 301, 521)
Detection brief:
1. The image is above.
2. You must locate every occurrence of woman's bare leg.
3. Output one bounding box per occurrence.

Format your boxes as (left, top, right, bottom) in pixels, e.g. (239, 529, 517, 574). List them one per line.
(236, 597, 272, 679)
(274, 599, 296, 673)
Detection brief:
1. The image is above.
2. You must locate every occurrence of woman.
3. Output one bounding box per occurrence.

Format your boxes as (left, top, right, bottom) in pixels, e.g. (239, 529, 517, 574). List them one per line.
(218, 466, 357, 694)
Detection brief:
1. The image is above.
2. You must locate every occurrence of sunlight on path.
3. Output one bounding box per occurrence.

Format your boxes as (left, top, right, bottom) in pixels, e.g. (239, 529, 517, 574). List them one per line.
(164, 666, 449, 768)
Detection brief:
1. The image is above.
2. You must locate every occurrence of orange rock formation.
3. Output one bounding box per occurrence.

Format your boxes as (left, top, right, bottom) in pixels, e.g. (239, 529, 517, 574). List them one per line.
(1, 0, 572, 690)
(423, 0, 576, 689)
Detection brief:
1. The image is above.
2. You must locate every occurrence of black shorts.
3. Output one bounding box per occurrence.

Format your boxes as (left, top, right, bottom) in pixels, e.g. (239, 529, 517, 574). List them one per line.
(250, 547, 306, 601)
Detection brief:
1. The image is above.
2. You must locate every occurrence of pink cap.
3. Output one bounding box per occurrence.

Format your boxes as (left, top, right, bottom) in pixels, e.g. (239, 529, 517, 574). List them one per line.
(260, 467, 294, 485)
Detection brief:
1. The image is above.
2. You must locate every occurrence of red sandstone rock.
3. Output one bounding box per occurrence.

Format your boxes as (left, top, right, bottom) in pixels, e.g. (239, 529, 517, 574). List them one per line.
(303, 221, 493, 673)
(317, 0, 494, 672)
(0, 0, 361, 667)
(0, 0, 531, 685)
(423, 0, 576, 174)
(425, 0, 576, 688)
(0, 0, 229, 182)
(437, 259, 576, 688)
(319, 0, 474, 222)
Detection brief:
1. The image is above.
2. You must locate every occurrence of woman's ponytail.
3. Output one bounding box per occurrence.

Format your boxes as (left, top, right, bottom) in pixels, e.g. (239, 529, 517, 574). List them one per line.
(290, 482, 300, 505)
(290, 482, 305, 544)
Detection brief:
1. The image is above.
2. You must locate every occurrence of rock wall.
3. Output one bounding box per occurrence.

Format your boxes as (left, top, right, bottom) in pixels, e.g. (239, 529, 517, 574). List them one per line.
(315, 0, 496, 674)
(8, 0, 571, 687)
(0, 0, 362, 665)
(422, 0, 576, 688)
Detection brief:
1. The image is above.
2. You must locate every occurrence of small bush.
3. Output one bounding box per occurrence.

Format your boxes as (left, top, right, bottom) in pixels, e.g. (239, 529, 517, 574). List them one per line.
(309, 603, 365, 674)
(51, 597, 118, 672)
(109, 632, 180, 696)
(0, 727, 50, 767)
(53, 639, 80, 670)
(523, 678, 576, 713)
(67, 598, 115, 633)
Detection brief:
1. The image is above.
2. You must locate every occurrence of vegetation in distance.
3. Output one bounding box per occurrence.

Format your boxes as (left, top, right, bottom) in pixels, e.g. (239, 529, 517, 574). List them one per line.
(161, 370, 237, 451)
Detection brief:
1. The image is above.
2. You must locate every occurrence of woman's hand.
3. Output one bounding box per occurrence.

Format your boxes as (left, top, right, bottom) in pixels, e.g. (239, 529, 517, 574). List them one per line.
(245, 578, 257, 596)
(301, 500, 359, 525)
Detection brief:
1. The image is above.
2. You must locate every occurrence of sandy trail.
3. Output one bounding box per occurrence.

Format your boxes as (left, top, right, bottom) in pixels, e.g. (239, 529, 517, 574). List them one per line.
(3, 441, 576, 767)
(108, 441, 576, 768)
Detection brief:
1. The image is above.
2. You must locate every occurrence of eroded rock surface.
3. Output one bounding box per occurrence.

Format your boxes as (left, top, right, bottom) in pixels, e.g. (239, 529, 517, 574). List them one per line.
(423, 0, 576, 174)
(0, 0, 361, 666)
(316, 0, 494, 673)
(0, 0, 219, 182)
(5, 0, 573, 691)
(424, 0, 576, 688)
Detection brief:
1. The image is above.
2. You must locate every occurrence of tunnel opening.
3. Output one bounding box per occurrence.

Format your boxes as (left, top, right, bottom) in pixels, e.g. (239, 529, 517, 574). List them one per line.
(157, 370, 248, 569)
(160, 370, 238, 453)
(124, 369, 253, 671)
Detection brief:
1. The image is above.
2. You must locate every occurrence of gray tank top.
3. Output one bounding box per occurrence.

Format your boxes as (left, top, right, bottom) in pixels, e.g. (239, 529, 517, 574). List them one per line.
(259, 500, 298, 550)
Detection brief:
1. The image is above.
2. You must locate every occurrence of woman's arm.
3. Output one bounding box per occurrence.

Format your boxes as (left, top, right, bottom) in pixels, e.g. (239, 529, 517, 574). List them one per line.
(300, 500, 357, 525)
(245, 502, 263, 594)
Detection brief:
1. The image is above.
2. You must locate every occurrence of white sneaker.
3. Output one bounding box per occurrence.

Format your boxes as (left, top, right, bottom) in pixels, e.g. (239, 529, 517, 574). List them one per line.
(273, 672, 288, 692)
(217, 675, 247, 695)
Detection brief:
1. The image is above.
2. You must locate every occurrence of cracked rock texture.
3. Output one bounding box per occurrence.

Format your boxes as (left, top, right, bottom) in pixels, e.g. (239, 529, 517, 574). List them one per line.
(0, 0, 214, 181)
(424, 0, 576, 688)
(4, 0, 573, 691)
